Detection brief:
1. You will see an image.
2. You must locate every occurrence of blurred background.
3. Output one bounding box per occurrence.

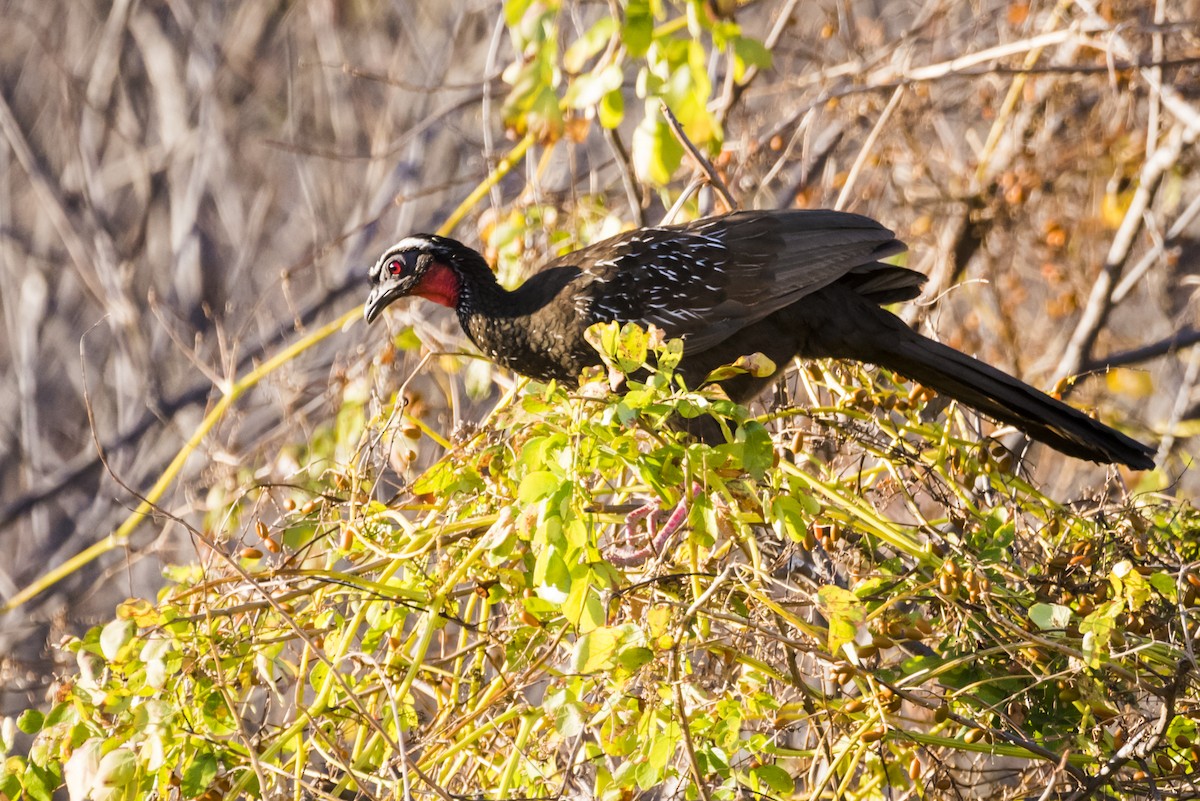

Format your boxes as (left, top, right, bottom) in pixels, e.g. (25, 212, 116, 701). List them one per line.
(1, 0, 1196, 720)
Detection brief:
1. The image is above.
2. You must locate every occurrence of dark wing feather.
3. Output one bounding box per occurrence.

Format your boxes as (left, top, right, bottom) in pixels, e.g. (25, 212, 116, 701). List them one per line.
(544, 210, 909, 354)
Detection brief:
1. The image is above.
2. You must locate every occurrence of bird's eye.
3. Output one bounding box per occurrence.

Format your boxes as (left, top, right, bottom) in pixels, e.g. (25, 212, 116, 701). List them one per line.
(387, 259, 404, 276)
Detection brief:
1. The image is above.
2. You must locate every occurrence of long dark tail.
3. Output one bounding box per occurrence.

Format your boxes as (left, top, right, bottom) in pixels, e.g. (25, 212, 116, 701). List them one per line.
(806, 291, 1155, 469)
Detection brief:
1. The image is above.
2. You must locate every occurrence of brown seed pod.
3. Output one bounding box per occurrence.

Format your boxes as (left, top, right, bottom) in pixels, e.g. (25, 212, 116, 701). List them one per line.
(860, 727, 886, 743)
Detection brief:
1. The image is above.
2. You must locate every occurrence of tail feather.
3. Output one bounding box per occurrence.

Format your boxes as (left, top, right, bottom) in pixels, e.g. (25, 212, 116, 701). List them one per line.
(875, 331, 1154, 469)
(795, 286, 1155, 468)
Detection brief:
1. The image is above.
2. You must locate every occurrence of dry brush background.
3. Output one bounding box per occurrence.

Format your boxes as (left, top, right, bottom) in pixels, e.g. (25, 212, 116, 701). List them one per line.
(1, 0, 1198, 722)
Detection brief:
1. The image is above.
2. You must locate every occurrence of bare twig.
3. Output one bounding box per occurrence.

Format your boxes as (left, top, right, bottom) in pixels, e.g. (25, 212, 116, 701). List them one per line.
(1080, 326, 1200, 375)
(834, 85, 904, 211)
(659, 102, 737, 212)
(1054, 122, 1192, 383)
(604, 126, 646, 227)
(1112, 189, 1200, 304)
(672, 647, 713, 801)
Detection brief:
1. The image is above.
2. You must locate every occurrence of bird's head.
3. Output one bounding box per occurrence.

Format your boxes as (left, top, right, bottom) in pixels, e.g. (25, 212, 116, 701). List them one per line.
(365, 235, 475, 323)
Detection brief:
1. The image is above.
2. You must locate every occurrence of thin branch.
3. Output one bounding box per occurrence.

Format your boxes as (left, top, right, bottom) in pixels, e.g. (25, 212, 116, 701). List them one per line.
(604, 125, 646, 227)
(673, 647, 713, 801)
(659, 102, 737, 212)
(835, 85, 904, 211)
(1080, 326, 1200, 375)
(1112, 189, 1200, 304)
(1054, 122, 1190, 383)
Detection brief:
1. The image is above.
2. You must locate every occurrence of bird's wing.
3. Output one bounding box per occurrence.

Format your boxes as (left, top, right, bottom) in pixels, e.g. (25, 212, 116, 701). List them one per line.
(550, 210, 910, 354)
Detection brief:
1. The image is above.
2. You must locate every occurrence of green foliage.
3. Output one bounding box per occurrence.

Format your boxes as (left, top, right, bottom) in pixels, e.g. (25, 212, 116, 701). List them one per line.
(5, 322, 1199, 800)
(500, 0, 769, 184)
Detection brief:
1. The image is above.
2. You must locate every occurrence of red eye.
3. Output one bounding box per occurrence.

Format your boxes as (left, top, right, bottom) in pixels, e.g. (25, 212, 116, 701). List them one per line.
(387, 259, 403, 276)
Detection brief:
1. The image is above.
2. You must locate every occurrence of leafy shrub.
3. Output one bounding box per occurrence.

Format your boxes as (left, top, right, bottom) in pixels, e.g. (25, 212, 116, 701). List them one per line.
(5, 324, 1196, 801)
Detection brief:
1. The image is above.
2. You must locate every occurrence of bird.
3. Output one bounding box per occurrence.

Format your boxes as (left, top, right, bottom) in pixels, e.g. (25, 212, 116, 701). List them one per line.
(364, 209, 1154, 469)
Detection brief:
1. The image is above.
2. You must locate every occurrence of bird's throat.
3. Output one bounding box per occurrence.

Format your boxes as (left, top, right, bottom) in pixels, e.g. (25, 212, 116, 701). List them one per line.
(414, 262, 461, 308)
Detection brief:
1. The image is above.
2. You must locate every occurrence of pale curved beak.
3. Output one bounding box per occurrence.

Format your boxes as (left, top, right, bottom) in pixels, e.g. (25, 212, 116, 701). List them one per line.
(364, 284, 397, 323)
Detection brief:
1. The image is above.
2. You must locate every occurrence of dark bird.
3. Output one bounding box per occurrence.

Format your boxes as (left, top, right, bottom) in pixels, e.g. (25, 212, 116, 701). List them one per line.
(364, 210, 1154, 469)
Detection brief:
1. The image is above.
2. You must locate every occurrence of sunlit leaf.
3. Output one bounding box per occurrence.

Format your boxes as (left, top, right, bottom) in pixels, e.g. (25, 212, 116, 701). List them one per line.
(753, 764, 794, 794)
(1105, 368, 1154, 399)
(572, 626, 622, 673)
(99, 619, 135, 663)
(599, 87, 625, 128)
(566, 65, 624, 109)
(632, 114, 683, 185)
(623, 0, 654, 56)
(732, 36, 772, 81)
(564, 17, 618, 73)
(1029, 602, 1073, 631)
(816, 585, 865, 656)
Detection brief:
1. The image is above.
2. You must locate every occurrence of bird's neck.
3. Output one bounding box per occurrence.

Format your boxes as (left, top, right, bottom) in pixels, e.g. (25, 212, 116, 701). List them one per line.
(444, 251, 516, 318)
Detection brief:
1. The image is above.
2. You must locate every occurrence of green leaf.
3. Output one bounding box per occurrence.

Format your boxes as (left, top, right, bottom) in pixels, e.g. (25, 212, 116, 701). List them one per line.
(656, 337, 683, 375)
(622, 0, 654, 57)
(181, 752, 218, 798)
(617, 646, 654, 672)
(393, 326, 422, 351)
(1029, 603, 1073, 631)
(95, 748, 137, 789)
(15, 710, 43, 735)
(99, 619, 135, 662)
(632, 114, 683, 186)
(646, 718, 678, 771)
(201, 689, 238, 737)
(43, 702, 73, 728)
(572, 626, 622, 673)
(413, 460, 484, 496)
(770, 495, 808, 543)
(753, 764, 794, 794)
(816, 585, 865, 656)
(738, 422, 773, 480)
(525, 85, 565, 142)
(565, 65, 624, 109)
(551, 698, 585, 738)
(599, 88, 625, 128)
(564, 17, 618, 72)
(533, 544, 571, 604)
(519, 470, 563, 503)
(503, 0, 537, 28)
(1147, 571, 1178, 602)
(704, 354, 773, 383)
(19, 760, 56, 801)
(617, 323, 650, 372)
(732, 36, 772, 81)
